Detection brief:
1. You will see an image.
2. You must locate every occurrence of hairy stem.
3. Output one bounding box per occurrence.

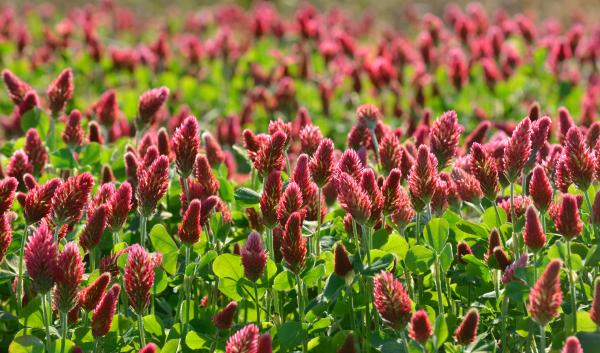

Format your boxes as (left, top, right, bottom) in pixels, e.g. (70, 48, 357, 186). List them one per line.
(566, 239, 577, 333)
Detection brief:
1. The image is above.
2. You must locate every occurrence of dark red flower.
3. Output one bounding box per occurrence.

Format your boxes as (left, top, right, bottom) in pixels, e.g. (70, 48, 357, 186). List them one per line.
(62, 110, 84, 147)
(391, 186, 415, 229)
(382, 169, 401, 216)
(457, 241, 473, 264)
(108, 182, 132, 232)
(24, 129, 47, 175)
(357, 104, 381, 130)
(225, 324, 258, 353)
(193, 155, 220, 198)
(79, 204, 109, 252)
(528, 259, 563, 326)
(137, 86, 169, 126)
(300, 124, 322, 156)
(469, 143, 499, 200)
(0, 177, 17, 214)
(92, 284, 120, 338)
(464, 121, 491, 153)
(2, 69, 31, 105)
(257, 334, 272, 353)
(523, 206, 546, 252)
(337, 149, 363, 181)
(52, 172, 95, 226)
(373, 271, 412, 329)
(204, 132, 225, 167)
(178, 199, 202, 245)
(95, 89, 119, 128)
(260, 170, 282, 228)
(493, 246, 512, 271)
(54, 242, 84, 313)
(529, 166, 553, 212)
(124, 244, 155, 315)
(213, 301, 238, 330)
(552, 194, 582, 239)
(409, 310, 432, 344)
(172, 115, 200, 177)
(451, 168, 483, 204)
(47, 68, 74, 115)
(281, 211, 307, 273)
(360, 168, 384, 225)
(336, 172, 371, 225)
(379, 134, 402, 175)
(564, 127, 595, 191)
(334, 243, 353, 280)
(277, 181, 303, 227)
(503, 118, 531, 183)
(485, 229, 503, 266)
(79, 272, 111, 311)
(23, 178, 61, 225)
(408, 145, 438, 212)
(430, 110, 463, 170)
(241, 231, 267, 281)
(254, 131, 287, 177)
(7, 150, 33, 189)
(454, 309, 479, 345)
(88, 121, 104, 144)
(25, 220, 58, 293)
(0, 214, 12, 263)
(136, 156, 169, 217)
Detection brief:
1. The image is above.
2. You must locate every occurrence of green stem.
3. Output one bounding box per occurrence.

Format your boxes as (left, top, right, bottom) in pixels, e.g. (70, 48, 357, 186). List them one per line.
(539, 324, 546, 353)
(112, 231, 119, 253)
(348, 285, 357, 336)
(53, 223, 61, 243)
(400, 330, 410, 353)
(493, 202, 502, 228)
(434, 256, 445, 316)
(183, 245, 191, 339)
(362, 224, 372, 265)
(60, 311, 68, 353)
(584, 191, 593, 219)
(48, 113, 57, 151)
(370, 128, 380, 166)
(541, 213, 546, 234)
(533, 251, 538, 284)
(416, 212, 421, 244)
(137, 313, 146, 347)
(351, 220, 362, 262)
(254, 281, 260, 325)
(139, 215, 147, 248)
(41, 292, 52, 352)
(183, 177, 190, 205)
(315, 187, 322, 257)
(90, 248, 96, 273)
(501, 295, 509, 353)
(510, 183, 519, 255)
(295, 273, 306, 353)
(17, 226, 28, 315)
(566, 239, 577, 333)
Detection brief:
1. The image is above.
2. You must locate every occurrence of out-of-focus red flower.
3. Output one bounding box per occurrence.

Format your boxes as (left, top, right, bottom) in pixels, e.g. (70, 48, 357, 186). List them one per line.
(523, 206, 546, 251)
(561, 336, 583, 353)
(409, 309, 432, 344)
(95, 89, 119, 128)
(2, 69, 31, 105)
(7, 150, 33, 189)
(333, 243, 353, 281)
(204, 132, 225, 167)
(451, 168, 483, 204)
(590, 278, 600, 327)
(241, 231, 267, 281)
(172, 115, 200, 178)
(0, 177, 17, 214)
(24, 129, 47, 175)
(528, 259, 563, 326)
(137, 86, 169, 127)
(503, 118, 531, 183)
(552, 194, 582, 239)
(47, 68, 74, 115)
(454, 309, 479, 345)
(281, 211, 307, 273)
(213, 301, 238, 330)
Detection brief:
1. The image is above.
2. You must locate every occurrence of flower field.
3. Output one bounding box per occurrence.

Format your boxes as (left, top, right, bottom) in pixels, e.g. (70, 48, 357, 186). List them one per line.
(0, 1, 599, 353)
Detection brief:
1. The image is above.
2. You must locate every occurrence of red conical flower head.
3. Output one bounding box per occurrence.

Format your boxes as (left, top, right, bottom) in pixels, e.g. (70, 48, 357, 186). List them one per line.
(528, 259, 563, 326)
(409, 310, 433, 344)
(79, 272, 111, 311)
(226, 324, 259, 353)
(281, 212, 307, 273)
(553, 194, 582, 239)
(430, 110, 463, 170)
(523, 206, 546, 251)
(241, 231, 267, 281)
(454, 309, 479, 345)
(124, 244, 155, 315)
(54, 241, 85, 313)
(172, 115, 200, 177)
(373, 271, 412, 329)
(92, 284, 120, 337)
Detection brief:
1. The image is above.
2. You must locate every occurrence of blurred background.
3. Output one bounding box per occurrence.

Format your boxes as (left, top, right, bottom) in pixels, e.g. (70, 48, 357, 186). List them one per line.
(2, 0, 599, 27)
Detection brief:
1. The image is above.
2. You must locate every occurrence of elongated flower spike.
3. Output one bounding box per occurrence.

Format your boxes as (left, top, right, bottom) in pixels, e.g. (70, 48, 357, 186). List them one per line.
(257, 333, 272, 353)
(254, 131, 287, 177)
(391, 186, 415, 229)
(137, 86, 169, 126)
(523, 206, 546, 252)
(25, 220, 58, 293)
(241, 231, 267, 281)
(2, 69, 31, 105)
(24, 129, 47, 175)
(79, 204, 109, 252)
(591, 278, 600, 326)
(47, 68, 74, 115)
(558, 107, 575, 145)
(54, 241, 85, 313)
(360, 168, 384, 225)
(409, 310, 433, 344)
(281, 211, 307, 273)
(408, 145, 438, 212)
(503, 117, 531, 183)
(562, 336, 583, 353)
(357, 104, 381, 130)
(336, 172, 371, 225)
(178, 199, 202, 245)
(456, 241, 473, 263)
(373, 271, 412, 329)
(136, 155, 169, 218)
(485, 229, 502, 264)
(300, 124, 322, 156)
(529, 166, 553, 212)
(62, 110, 84, 147)
(430, 110, 463, 170)
(382, 169, 401, 215)
(88, 121, 104, 144)
(260, 170, 282, 228)
(529, 259, 563, 326)
(379, 133, 402, 174)
(0, 177, 18, 214)
(292, 154, 311, 191)
(454, 309, 480, 345)
(52, 172, 95, 227)
(95, 89, 119, 128)
(124, 244, 155, 315)
(564, 127, 595, 191)
(553, 194, 582, 239)
(337, 149, 364, 181)
(226, 324, 259, 353)
(23, 178, 61, 225)
(309, 138, 334, 188)
(452, 168, 483, 204)
(193, 154, 220, 198)
(108, 181, 132, 232)
(92, 283, 120, 338)
(493, 246, 512, 271)
(79, 272, 111, 311)
(204, 132, 225, 167)
(213, 301, 238, 330)
(0, 214, 12, 263)
(7, 150, 33, 189)
(277, 181, 303, 227)
(172, 115, 200, 178)
(469, 143, 499, 200)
